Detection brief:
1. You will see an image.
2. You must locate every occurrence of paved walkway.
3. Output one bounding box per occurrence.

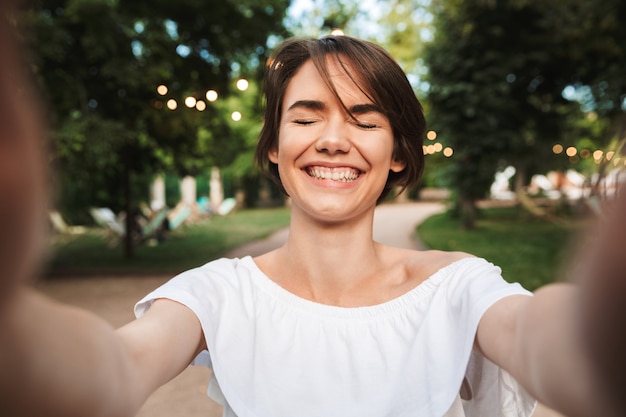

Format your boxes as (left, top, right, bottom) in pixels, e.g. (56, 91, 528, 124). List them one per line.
(36, 201, 561, 417)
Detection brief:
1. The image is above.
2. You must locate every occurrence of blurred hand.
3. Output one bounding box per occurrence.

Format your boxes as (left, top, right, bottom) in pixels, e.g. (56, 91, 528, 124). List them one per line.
(0, 1, 48, 306)
(579, 185, 626, 417)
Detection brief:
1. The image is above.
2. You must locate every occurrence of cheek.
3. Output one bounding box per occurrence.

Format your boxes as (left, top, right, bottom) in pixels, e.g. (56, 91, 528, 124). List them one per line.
(273, 130, 305, 164)
(361, 135, 396, 166)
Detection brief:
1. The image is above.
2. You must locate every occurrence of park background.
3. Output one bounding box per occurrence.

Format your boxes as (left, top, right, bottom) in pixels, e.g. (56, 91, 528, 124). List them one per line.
(11, 0, 626, 416)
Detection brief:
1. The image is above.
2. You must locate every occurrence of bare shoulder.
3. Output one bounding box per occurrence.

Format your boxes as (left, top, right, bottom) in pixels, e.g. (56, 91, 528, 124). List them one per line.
(421, 249, 475, 265)
(380, 246, 475, 287)
(405, 249, 475, 277)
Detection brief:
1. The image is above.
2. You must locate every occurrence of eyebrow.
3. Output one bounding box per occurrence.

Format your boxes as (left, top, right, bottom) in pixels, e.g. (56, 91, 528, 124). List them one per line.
(286, 100, 325, 112)
(349, 103, 383, 115)
(286, 100, 382, 115)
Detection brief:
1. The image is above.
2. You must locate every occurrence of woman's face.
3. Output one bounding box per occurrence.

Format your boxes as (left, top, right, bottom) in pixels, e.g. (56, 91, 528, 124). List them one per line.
(268, 57, 405, 224)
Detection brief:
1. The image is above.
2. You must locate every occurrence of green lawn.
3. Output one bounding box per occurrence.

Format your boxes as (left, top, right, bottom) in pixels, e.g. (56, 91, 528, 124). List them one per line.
(417, 206, 585, 291)
(45, 207, 291, 276)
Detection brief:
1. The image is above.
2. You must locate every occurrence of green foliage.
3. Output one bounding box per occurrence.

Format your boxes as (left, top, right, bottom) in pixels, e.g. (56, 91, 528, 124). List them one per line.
(216, 79, 264, 177)
(425, 1, 562, 199)
(417, 206, 583, 291)
(51, 113, 155, 222)
(285, 0, 360, 37)
(22, 0, 290, 180)
(423, 0, 625, 226)
(366, 0, 433, 91)
(19, 0, 290, 253)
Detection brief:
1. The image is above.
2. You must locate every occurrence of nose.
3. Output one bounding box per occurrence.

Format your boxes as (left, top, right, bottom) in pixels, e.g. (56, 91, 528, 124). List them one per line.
(315, 118, 352, 155)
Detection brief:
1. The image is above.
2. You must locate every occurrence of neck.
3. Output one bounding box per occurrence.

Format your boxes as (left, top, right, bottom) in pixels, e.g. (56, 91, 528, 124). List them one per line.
(289, 202, 377, 258)
(262, 205, 388, 305)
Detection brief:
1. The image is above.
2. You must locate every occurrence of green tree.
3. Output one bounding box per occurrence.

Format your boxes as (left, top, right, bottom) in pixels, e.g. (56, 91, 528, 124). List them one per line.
(285, 0, 360, 37)
(542, 0, 626, 195)
(20, 0, 290, 256)
(423, 0, 625, 228)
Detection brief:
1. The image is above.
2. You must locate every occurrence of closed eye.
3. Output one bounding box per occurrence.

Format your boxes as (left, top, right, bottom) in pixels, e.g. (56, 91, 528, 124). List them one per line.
(293, 119, 316, 125)
(352, 117, 380, 129)
(356, 122, 377, 129)
(349, 103, 387, 130)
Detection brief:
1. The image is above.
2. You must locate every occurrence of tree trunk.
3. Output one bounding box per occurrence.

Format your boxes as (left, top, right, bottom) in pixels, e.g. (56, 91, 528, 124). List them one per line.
(459, 195, 477, 230)
(123, 166, 134, 259)
(513, 164, 527, 196)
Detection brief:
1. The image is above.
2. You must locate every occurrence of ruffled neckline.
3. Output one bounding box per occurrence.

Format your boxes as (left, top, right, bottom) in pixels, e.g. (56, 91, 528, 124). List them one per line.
(240, 255, 480, 320)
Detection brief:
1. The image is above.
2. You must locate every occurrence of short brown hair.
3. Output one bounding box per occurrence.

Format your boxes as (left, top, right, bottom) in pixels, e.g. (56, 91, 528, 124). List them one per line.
(255, 35, 426, 201)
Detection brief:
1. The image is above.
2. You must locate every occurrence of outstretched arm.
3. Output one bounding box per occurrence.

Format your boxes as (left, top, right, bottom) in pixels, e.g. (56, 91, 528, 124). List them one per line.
(0, 292, 205, 417)
(476, 187, 626, 417)
(0, 3, 207, 414)
(477, 285, 595, 416)
(578, 188, 626, 417)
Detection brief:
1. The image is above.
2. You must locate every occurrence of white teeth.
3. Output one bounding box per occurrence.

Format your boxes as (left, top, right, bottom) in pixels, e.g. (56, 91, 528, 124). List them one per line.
(307, 167, 360, 182)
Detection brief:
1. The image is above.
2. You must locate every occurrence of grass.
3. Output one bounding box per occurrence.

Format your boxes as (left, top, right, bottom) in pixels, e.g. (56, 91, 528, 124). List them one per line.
(45, 207, 291, 276)
(417, 206, 585, 291)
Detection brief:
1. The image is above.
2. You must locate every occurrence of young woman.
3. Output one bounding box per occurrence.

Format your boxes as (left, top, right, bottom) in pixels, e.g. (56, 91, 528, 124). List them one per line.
(136, 37, 535, 416)
(1, 7, 621, 415)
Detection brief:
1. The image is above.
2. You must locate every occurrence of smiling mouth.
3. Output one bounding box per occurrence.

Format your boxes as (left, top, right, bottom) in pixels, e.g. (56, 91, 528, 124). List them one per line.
(306, 166, 361, 182)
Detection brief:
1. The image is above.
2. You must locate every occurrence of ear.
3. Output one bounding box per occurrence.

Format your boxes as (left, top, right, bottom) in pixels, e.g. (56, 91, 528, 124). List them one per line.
(268, 147, 279, 164)
(390, 157, 406, 173)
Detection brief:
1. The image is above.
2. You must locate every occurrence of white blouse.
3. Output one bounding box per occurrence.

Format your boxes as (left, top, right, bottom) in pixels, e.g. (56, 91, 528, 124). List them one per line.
(135, 256, 536, 417)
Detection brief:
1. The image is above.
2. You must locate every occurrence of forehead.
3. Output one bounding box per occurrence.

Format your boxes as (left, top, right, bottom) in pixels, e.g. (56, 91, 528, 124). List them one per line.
(282, 57, 371, 107)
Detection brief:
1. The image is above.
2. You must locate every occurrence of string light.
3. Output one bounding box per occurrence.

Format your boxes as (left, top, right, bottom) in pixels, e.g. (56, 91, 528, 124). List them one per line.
(236, 79, 249, 91)
(206, 90, 218, 101)
(184, 96, 197, 108)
